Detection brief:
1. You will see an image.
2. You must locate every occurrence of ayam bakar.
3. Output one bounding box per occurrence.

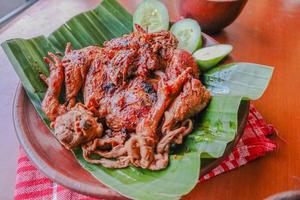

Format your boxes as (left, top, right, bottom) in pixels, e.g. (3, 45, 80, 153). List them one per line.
(40, 25, 211, 170)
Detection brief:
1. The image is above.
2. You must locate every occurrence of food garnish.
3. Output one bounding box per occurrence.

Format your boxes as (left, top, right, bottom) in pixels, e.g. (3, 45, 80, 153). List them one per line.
(133, 0, 169, 33)
(193, 44, 233, 70)
(170, 18, 202, 53)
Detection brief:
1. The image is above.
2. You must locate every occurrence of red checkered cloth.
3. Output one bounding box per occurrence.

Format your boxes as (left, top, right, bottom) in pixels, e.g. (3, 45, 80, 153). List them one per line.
(14, 104, 277, 200)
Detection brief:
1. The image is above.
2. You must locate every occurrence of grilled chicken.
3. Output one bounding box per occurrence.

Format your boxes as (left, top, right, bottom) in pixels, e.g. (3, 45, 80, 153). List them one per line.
(63, 44, 101, 108)
(41, 25, 211, 170)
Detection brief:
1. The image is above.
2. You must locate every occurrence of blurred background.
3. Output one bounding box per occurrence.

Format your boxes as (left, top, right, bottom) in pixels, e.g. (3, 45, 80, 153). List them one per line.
(0, 0, 37, 28)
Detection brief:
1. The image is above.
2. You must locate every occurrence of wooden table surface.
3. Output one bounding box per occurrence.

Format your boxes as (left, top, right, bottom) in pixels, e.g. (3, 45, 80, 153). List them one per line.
(0, 0, 299, 199)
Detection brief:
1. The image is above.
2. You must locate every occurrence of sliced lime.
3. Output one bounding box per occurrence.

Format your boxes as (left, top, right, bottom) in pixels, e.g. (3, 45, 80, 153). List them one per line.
(193, 44, 233, 71)
(170, 18, 202, 53)
(133, 0, 169, 33)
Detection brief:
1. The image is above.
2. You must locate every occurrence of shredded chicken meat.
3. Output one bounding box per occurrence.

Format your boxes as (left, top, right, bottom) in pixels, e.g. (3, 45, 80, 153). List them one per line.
(41, 25, 211, 170)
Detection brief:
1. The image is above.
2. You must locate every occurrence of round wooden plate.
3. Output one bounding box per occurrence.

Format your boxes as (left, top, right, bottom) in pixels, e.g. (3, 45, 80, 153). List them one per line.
(13, 34, 249, 199)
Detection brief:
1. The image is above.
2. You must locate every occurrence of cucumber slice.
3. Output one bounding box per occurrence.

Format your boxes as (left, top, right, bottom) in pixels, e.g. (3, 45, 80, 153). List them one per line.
(193, 44, 233, 71)
(133, 0, 169, 33)
(170, 18, 202, 53)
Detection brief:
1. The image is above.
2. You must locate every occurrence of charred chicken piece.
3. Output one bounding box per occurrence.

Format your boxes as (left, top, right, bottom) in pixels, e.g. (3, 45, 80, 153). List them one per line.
(103, 24, 178, 77)
(166, 49, 200, 80)
(62, 43, 101, 108)
(157, 50, 210, 154)
(82, 130, 129, 168)
(41, 52, 66, 122)
(41, 52, 103, 149)
(132, 68, 192, 169)
(106, 77, 157, 132)
(158, 78, 211, 153)
(83, 27, 178, 132)
(54, 103, 103, 150)
(82, 131, 127, 158)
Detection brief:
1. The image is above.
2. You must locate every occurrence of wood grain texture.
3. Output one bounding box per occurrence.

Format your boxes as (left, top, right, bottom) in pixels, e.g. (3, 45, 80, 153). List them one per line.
(0, 0, 299, 199)
(183, 0, 300, 199)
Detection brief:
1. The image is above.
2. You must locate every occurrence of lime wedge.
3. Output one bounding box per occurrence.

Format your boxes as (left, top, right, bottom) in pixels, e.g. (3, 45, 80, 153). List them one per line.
(193, 44, 233, 71)
(133, 0, 169, 33)
(170, 18, 202, 53)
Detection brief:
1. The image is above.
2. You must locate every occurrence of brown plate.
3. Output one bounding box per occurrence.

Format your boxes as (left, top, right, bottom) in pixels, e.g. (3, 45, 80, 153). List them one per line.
(13, 34, 249, 199)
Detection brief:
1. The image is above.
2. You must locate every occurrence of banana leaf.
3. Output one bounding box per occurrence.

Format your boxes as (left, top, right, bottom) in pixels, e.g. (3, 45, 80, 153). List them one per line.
(1, 0, 273, 199)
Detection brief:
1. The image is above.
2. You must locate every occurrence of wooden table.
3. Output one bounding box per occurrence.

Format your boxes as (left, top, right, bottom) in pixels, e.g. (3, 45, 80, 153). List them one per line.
(0, 0, 299, 199)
